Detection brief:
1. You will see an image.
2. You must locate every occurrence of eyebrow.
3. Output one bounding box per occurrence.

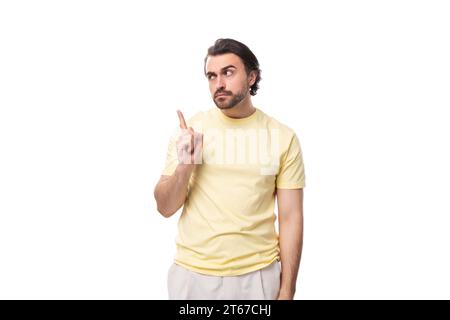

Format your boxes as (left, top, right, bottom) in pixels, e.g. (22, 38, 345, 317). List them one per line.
(205, 65, 237, 77)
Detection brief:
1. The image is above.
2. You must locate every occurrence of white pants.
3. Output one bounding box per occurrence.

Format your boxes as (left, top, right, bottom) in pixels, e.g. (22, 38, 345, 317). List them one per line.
(167, 260, 281, 300)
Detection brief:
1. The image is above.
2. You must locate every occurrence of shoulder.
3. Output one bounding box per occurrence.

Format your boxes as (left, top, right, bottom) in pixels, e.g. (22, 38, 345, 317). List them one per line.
(187, 110, 206, 123)
(257, 108, 304, 157)
(185, 109, 211, 132)
(258, 108, 297, 139)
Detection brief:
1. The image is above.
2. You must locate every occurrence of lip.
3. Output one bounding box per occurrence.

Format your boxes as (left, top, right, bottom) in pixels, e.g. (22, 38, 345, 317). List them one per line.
(215, 94, 229, 98)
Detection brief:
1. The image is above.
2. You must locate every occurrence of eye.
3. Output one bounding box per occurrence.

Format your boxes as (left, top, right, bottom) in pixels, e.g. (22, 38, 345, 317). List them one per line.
(207, 74, 216, 80)
(225, 69, 233, 76)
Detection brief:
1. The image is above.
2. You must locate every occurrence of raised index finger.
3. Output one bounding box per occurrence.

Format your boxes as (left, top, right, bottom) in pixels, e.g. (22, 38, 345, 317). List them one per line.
(177, 110, 187, 129)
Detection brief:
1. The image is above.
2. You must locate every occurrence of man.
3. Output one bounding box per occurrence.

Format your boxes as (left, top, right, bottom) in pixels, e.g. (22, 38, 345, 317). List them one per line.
(154, 38, 305, 300)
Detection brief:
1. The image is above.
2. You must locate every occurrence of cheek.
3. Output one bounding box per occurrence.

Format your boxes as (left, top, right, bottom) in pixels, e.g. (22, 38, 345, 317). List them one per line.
(234, 76, 247, 87)
(226, 78, 238, 90)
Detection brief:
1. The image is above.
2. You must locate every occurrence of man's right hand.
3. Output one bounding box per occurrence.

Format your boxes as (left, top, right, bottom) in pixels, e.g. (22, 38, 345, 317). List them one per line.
(176, 110, 203, 165)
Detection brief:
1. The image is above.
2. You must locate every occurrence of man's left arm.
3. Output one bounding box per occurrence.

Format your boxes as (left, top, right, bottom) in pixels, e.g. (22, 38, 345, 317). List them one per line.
(276, 188, 304, 300)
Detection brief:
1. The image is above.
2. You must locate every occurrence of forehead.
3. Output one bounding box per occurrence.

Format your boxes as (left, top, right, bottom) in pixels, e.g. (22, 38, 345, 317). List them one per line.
(205, 53, 244, 73)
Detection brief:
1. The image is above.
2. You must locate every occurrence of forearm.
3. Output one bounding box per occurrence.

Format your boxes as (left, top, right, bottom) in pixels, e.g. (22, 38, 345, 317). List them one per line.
(154, 164, 194, 217)
(278, 210, 303, 298)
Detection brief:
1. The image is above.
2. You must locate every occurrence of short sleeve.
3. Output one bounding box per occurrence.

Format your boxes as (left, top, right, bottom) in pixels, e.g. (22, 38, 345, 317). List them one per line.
(275, 133, 306, 189)
(161, 128, 179, 176)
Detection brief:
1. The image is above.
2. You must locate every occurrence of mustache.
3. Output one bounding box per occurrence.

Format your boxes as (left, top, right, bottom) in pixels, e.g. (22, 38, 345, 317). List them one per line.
(215, 91, 231, 97)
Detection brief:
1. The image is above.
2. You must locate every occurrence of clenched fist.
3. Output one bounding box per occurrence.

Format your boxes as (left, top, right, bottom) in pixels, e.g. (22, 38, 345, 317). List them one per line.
(176, 110, 203, 165)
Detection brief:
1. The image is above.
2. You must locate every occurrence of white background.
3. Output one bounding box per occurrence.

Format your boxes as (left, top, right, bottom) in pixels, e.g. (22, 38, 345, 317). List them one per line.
(1, 0, 449, 299)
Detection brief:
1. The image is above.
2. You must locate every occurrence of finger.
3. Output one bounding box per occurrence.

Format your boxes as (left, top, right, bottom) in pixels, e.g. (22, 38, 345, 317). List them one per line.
(190, 129, 194, 154)
(187, 127, 195, 154)
(177, 110, 187, 129)
(193, 133, 203, 164)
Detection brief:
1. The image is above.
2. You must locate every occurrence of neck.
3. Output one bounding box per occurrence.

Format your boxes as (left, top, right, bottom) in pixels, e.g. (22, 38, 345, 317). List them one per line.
(221, 95, 255, 119)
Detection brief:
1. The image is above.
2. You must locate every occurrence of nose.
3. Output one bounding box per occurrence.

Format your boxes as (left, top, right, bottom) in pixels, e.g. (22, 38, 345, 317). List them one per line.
(215, 75, 226, 91)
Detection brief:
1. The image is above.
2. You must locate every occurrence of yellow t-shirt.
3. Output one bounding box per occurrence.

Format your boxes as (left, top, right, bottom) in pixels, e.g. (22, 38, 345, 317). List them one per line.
(161, 107, 305, 276)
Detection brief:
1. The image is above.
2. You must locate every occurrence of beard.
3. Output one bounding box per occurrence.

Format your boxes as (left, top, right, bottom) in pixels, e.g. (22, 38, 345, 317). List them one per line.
(213, 84, 248, 110)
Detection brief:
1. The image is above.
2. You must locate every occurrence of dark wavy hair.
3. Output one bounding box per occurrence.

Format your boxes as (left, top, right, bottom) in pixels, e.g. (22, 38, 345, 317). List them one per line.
(204, 38, 262, 96)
